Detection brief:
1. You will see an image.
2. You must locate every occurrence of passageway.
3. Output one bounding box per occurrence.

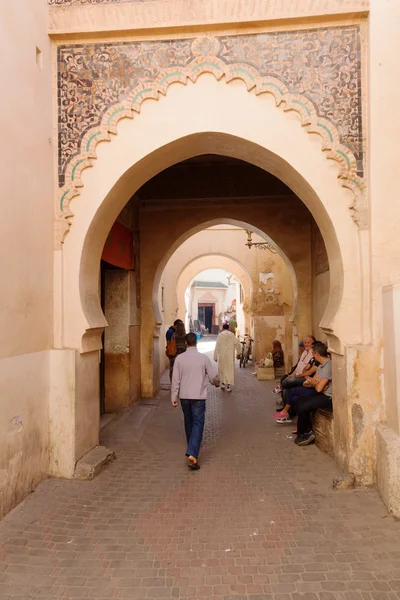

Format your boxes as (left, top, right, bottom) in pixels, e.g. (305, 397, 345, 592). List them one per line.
(1, 365, 399, 600)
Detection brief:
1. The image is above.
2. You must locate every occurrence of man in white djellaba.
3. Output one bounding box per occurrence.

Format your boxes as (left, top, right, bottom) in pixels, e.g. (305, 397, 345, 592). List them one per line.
(214, 324, 241, 392)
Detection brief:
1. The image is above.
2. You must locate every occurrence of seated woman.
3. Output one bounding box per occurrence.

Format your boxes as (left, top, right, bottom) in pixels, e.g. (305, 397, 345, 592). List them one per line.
(273, 335, 316, 404)
(274, 340, 322, 422)
(272, 340, 284, 369)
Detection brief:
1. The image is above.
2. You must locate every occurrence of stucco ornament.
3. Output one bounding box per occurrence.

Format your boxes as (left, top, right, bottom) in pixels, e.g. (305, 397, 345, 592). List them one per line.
(55, 32, 367, 247)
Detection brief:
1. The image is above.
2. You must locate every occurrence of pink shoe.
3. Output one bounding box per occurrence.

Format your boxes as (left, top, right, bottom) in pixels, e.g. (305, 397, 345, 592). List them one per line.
(274, 411, 289, 419)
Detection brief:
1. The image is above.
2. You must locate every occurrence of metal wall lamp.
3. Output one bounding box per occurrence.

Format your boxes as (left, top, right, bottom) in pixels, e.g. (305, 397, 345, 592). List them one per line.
(245, 230, 277, 253)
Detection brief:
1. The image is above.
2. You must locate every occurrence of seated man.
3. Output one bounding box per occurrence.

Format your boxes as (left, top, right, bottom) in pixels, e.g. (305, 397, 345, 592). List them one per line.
(273, 335, 316, 404)
(293, 341, 333, 446)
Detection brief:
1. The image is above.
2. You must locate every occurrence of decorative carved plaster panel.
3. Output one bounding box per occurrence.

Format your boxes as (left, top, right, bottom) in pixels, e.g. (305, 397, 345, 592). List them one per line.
(56, 27, 366, 246)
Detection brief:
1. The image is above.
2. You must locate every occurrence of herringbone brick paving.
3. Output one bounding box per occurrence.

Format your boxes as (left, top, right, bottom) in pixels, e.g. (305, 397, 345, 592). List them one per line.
(1, 350, 400, 600)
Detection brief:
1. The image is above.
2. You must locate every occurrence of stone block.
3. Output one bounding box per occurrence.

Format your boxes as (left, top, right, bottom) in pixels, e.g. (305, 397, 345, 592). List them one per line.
(376, 424, 400, 518)
(74, 446, 116, 480)
(333, 473, 356, 491)
(312, 409, 334, 458)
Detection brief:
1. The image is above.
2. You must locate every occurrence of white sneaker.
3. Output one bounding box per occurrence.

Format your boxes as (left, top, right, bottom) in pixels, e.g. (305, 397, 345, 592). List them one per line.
(221, 383, 226, 390)
(227, 385, 232, 393)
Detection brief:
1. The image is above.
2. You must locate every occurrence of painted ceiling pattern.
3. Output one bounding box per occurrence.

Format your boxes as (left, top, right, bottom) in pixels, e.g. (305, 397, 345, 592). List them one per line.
(57, 26, 364, 189)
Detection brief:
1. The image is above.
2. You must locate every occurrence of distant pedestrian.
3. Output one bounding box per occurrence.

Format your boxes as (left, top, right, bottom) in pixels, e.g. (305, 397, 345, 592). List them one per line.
(165, 319, 186, 381)
(214, 324, 241, 392)
(171, 333, 220, 470)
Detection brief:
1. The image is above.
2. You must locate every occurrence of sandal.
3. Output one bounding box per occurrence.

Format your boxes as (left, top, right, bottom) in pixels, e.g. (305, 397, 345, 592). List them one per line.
(274, 411, 289, 419)
(188, 461, 200, 470)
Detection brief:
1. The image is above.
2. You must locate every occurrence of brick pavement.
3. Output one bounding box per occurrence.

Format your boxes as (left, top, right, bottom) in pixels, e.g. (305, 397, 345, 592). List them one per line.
(1, 355, 400, 600)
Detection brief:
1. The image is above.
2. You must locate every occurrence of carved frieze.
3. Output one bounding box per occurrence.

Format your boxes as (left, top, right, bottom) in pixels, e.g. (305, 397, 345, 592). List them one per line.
(55, 27, 367, 243)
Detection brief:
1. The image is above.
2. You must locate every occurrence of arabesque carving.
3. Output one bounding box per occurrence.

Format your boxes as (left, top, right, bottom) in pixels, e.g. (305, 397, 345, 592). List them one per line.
(55, 33, 367, 247)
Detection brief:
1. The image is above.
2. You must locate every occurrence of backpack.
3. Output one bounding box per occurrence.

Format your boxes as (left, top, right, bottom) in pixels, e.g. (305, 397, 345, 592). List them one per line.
(166, 333, 177, 358)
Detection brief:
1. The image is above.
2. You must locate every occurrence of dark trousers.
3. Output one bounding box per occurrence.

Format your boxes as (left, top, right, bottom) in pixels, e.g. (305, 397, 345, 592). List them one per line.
(281, 376, 306, 402)
(287, 386, 317, 415)
(297, 393, 333, 436)
(180, 400, 206, 459)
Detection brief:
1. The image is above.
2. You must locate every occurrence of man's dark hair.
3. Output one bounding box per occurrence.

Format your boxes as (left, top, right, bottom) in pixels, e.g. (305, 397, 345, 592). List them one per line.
(174, 319, 183, 326)
(313, 341, 329, 357)
(186, 332, 197, 347)
(222, 323, 229, 330)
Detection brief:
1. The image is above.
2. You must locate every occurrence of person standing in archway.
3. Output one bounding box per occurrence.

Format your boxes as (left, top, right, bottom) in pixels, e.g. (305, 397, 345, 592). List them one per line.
(166, 319, 186, 381)
(214, 324, 241, 392)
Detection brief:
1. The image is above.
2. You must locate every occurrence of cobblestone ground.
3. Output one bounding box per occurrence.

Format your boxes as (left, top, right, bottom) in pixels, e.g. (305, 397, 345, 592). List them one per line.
(1, 346, 400, 600)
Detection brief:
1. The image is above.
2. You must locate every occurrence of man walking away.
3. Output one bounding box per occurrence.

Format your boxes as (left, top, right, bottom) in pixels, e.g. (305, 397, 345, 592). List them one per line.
(171, 333, 220, 470)
(214, 324, 241, 392)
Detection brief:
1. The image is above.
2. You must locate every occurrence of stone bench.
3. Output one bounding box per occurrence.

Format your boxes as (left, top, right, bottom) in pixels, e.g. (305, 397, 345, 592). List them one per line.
(312, 408, 334, 457)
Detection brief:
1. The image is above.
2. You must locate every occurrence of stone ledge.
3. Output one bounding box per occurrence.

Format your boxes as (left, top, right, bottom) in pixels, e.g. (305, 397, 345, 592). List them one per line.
(48, 0, 369, 37)
(74, 446, 116, 480)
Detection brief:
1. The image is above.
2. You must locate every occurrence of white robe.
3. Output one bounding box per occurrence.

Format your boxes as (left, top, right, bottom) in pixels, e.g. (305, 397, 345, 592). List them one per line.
(214, 330, 241, 386)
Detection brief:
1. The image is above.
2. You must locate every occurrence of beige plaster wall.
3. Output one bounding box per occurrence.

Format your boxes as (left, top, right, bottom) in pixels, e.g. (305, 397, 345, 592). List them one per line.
(370, 0, 400, 516)
(75, 351, 100, 460)
(311, 223, 330, 343)
(312, 272, 330, 343)
(48, 0, 369, 36)
(0, 3, 53, 517)
(0, 352, 50, 518)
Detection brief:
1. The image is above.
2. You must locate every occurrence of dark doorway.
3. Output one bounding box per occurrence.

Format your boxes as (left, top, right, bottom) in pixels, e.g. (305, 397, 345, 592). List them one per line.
(204, 306, 213, 332)
(198, 303, 214, 333)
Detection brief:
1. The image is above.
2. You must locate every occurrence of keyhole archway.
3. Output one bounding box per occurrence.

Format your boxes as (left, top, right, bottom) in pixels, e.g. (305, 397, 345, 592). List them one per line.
(54, 71, 371, 481)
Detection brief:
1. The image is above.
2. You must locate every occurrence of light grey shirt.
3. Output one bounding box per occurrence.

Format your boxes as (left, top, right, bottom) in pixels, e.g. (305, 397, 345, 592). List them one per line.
(317, 358, 332, 398)
(171, 347, 219, 404)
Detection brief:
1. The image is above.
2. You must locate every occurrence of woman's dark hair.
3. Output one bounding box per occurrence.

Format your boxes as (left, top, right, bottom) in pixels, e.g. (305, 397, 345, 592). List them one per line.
(174, 319, 183, 326)
(312, 341, 329, 357)
(175, 321, 186, 337)
(222, 323, 229, 330)
(186, 332, 197, 347)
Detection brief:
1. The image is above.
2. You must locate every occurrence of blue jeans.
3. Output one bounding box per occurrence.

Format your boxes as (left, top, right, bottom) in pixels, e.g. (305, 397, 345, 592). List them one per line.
(281, 376, 306, 402)
(287, 386, 317, 414)
(180, 400, 206, 459)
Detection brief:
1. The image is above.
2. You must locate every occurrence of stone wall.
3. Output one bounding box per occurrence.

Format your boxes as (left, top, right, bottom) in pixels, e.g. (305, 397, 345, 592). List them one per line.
(311, 220, 330, 342)
(159, 226, 296, 371)
(0, 2, 53, 518)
